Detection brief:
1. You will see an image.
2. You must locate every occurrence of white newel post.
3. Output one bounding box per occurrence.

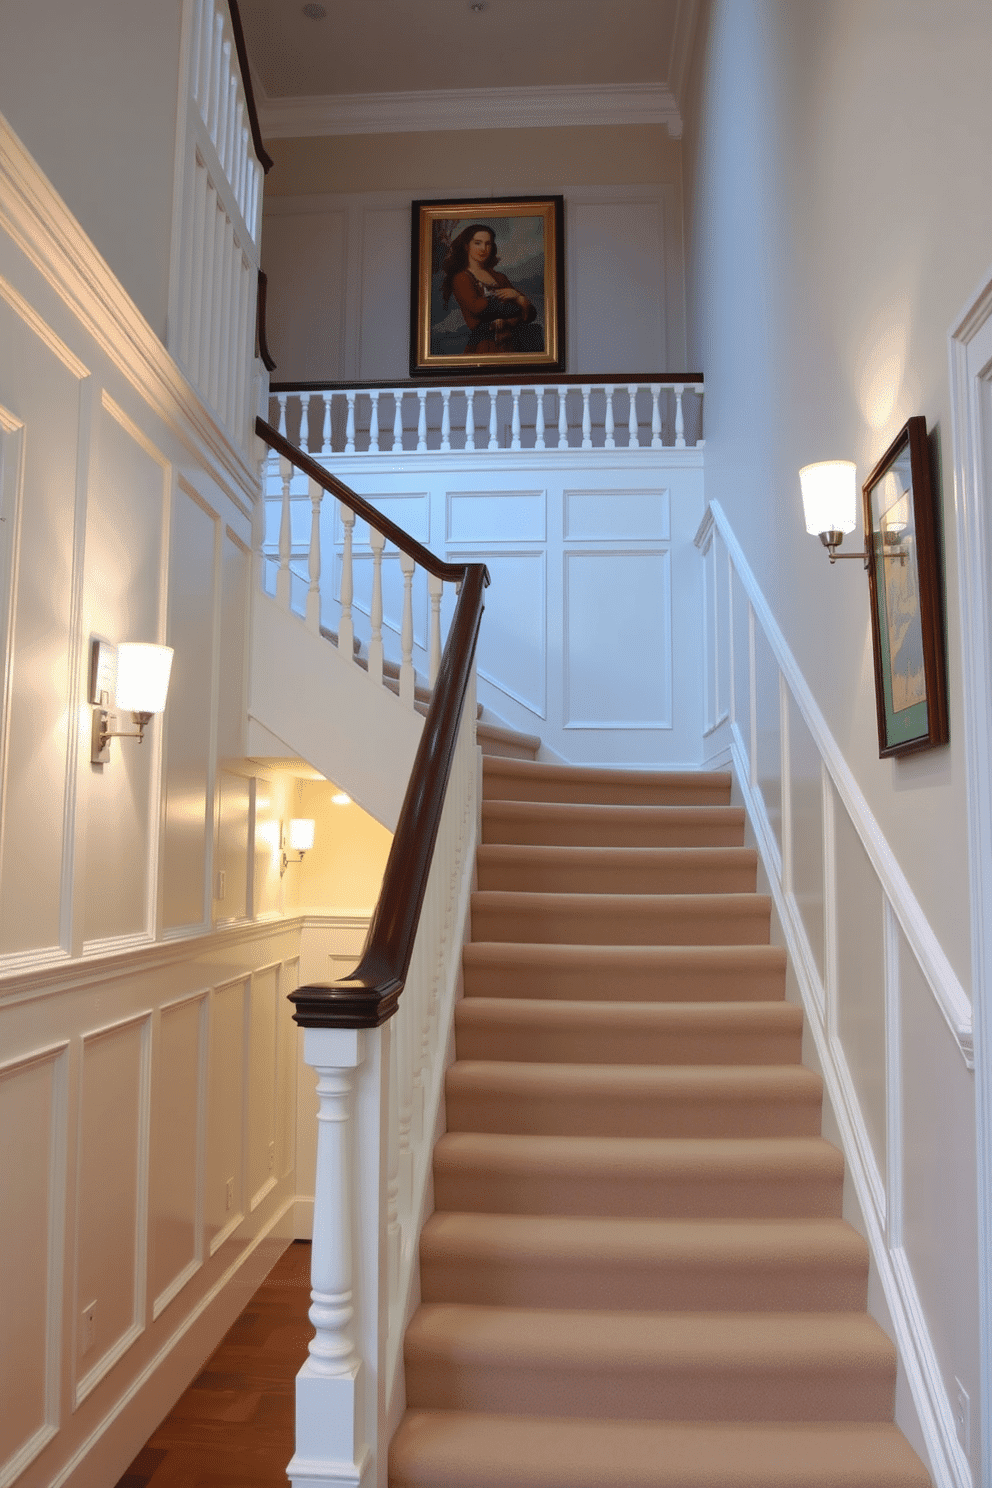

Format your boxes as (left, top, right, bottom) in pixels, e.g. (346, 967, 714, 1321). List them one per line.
(290, 1028, 371, 1488)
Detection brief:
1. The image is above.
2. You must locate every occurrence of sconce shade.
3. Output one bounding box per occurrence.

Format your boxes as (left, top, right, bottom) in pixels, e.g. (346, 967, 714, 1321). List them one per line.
(799, 461, 857, 536)
(115, 643, 174, 714)
(288, 818, 315, 852)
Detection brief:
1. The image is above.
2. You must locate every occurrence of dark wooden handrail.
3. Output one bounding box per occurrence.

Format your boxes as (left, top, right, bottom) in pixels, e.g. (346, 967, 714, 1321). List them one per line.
(227, 1, 274, 174)
(271, 372, 704, 394)
(256, 417, 468, 581)
(254, 420, 490, 1030)
(256, 272, 276, 372)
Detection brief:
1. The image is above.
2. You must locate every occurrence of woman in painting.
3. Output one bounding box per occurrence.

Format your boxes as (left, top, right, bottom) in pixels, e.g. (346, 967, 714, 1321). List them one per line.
(440, 223, 541, 354)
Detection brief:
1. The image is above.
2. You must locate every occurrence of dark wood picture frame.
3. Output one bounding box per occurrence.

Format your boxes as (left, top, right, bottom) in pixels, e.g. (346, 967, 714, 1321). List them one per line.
(862, 415, 948, 757)
(410, 196, 565, 377)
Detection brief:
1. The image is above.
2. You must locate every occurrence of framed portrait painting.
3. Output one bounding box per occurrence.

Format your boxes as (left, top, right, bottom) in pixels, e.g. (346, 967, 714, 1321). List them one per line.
(410, 196, 565, 377)
(862, 415, 949, 758)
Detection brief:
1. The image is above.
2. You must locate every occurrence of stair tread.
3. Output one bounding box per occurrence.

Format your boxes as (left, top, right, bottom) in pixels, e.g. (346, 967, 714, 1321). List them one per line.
(390, 1413, 931, 1488)
(478, 721, 542, 750)
(447, 1060, 821, 1095)
(435, 1130, 843, 1175)
(455, 997, 802, 1031)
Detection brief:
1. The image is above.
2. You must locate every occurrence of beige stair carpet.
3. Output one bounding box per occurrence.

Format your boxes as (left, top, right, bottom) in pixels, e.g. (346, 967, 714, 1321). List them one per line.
(389, 755, 931, 1488)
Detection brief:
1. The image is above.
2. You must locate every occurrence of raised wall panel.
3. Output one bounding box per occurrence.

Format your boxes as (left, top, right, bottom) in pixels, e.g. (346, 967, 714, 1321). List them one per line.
(753, 622, 782, 857)
(217, 529, 249, 761)
(0, 292, 87, 958)
(358, 205, 411, 381)
(149, 993, 206, 1318)
(564, 550, 671, 728)
(788, 694, 825, 982)
(248, 963, 279, 1211)
(569, 198, 666, 374)
(83, 397, 169, 946)
(564, 489, 670, 542)
(75, 1015, 150, 1403)
(447, 490, 546, 545)
(215, 768, 251, 923)
(833, 803, 887, 1183)
(0, 1046, 65, 1479)
(457, 549, 546, 718)
(262, 209, 347, 387)
(206, 977, 248, 1254)
(162, 485, 218, 931)
(278, 959, 299, 1181)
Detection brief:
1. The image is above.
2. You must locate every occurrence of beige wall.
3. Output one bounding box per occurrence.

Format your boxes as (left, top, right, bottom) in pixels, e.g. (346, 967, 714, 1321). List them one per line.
(684, 1, 990, 1474)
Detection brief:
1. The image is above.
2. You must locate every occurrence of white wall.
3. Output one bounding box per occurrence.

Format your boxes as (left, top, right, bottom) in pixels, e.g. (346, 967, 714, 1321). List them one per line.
(685, 1, 992, 1480)
(260, 125, 689, 381)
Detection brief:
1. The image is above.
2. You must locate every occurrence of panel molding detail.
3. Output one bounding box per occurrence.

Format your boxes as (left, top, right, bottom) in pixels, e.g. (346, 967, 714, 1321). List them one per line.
(563, 547, 672, 729)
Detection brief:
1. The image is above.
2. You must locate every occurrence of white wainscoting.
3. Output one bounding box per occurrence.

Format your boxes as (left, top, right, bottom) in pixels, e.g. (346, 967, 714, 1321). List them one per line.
(269, 451, 706, 767)
(696, 501, 976, 1488)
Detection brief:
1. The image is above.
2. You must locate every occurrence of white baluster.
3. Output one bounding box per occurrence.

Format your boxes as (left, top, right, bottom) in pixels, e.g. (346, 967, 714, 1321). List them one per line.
(306, 475, 322, 633)
(440, 388, 452, 452)
(338, 503, 355, 661)
(651, 384, 663, 448)
(464, 388, 476, 452)
(399, 551, 415, 709)
(428, 573, 443, 685)
(558, 386, 569, 449)
(277, 454, 292, 606)
(488, 388, 499, 450)
(368, 527, 385, 687)
(299, 393, 310, 453)
(417, 390, 428, 453)
(581, 385, 592, 449)
(293, 1028, 366, 1481)
(277, 391, 288, 438)
(675, 384, 686, 448)
(604, 386, 616, 449)
(369, 390, 380, 453)
(321, 393, 332, 455)
(510, 386, 522, 450)
(345, 391, 356, 455)
(392, 391, 404, 452)
(535, 387, 546, 450)
(627, 384, 640, 449)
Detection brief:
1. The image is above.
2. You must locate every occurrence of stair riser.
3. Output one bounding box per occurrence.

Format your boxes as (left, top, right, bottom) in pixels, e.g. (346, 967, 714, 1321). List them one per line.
(404, 1356, 894, 1422)
(454, 1025, 802, 1065)
(462, 956, 786, 1003)
(432, 1164, 844, 1219)
(445, 1089, 823, 1138)
(419, 1254, 868, 1312)
(471, 897, 772, 946)
(482, 806, 746, 849)
(484, 779, 731, 806)
(475, 862, 758, 895)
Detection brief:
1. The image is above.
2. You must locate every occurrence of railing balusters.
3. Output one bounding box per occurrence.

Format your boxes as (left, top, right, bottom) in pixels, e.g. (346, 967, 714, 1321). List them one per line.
(417, 389, 428, 452)
(299, 392, 310, 453)
(488, 388, 498, 451)
(277, 453, 292, 606)
(627, 383, 640, 449)
(399, 551, 415, 708)
(464, 388, 476, 452)
(369, 390, 380, 453)
(428, 573, 443, 685)
(558, 386, 569, 449)
(675, 384, 686, 449)
(306, 475, 322, 633)
(511, 386, 522, 451)
(440, 389, 452, 453)
(345, 391, 356, 455)
(321, 393, 332, 455)
(605, 387, 616, 450)
(369, 527, 385, 686)
(581, 385, 592, 450)
(338, 503, 355, 661)
(535, 387, 546, 450)
(277, 391, 288, 439)
(392, 390, 403, 452)
(651, 384, 663, 449)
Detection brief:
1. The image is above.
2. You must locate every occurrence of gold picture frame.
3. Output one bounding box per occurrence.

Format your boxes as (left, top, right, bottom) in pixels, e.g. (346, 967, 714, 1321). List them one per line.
(410, 196, 565, 377)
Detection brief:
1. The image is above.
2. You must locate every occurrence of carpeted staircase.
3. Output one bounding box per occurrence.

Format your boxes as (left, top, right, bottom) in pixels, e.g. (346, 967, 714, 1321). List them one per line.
(389, 756, 931, 1488)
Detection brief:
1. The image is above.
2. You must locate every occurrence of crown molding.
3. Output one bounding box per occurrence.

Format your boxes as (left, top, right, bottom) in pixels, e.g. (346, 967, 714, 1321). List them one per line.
(258, 81, 683, 141)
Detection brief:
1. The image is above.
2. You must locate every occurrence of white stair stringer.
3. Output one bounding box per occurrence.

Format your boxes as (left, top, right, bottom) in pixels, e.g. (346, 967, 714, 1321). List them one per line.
(249, 590, 424, 829)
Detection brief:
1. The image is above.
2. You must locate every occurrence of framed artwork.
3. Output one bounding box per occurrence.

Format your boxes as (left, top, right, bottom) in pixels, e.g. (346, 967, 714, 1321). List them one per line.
(410, 196, 565, 377)
(862, 415, 948, 757)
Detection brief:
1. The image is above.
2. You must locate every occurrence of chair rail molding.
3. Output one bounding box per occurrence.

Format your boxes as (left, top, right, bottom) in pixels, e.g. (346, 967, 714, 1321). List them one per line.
(948, 261, 992, 1488)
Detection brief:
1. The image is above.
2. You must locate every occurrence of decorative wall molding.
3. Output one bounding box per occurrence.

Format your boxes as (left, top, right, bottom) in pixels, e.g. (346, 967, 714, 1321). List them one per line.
(0, 116, 261, 507)
(258, 81, 683, 140)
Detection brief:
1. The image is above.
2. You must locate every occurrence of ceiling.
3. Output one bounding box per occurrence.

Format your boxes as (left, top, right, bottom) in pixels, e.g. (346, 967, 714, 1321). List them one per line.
(239, 0, 685, 101)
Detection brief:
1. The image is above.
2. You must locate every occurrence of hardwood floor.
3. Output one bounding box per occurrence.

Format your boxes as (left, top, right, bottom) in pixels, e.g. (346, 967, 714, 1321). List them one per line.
(115, 1242, 312, 1487)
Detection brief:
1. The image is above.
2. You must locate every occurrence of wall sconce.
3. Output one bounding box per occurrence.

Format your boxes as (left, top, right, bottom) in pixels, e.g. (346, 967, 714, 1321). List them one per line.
(90, 639, 174, 764)
(281, 818, 315, 876)
(799, 460, 868, 567)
